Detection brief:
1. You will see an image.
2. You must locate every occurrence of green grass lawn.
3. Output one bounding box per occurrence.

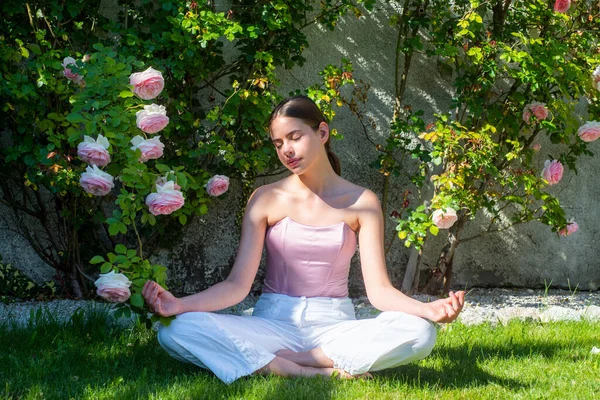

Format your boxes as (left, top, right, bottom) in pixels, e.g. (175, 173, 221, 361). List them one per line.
(1, 306, 599, 400)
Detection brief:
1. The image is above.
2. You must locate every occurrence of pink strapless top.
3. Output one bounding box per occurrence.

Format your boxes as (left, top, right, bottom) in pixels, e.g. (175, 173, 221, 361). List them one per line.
(263, 216, 357, 298)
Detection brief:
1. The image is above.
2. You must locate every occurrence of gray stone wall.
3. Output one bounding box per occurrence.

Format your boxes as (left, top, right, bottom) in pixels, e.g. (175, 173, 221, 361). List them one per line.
(2, 2, 599, 294)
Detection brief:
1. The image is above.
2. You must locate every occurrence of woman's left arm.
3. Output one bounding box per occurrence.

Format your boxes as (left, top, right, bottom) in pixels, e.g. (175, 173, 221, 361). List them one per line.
(356, 189, 464, 323)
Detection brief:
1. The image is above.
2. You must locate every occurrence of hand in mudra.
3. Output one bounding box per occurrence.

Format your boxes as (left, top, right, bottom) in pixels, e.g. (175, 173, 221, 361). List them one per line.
(142, 281, 182, 317)
(423, 290, 465, 323)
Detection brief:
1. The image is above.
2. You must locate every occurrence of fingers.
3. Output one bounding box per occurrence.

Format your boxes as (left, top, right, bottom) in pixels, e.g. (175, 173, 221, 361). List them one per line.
(458, 291, 465, 309)
(142, 281, 161, 314)
(449, 291, 460, 310)
(155, 297, 162, 316)
(142, 281, 153, 299)
(443, 302, 457, 322)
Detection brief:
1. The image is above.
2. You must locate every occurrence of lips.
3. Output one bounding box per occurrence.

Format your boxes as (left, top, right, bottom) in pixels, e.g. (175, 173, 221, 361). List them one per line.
(287, 158, 301, 168)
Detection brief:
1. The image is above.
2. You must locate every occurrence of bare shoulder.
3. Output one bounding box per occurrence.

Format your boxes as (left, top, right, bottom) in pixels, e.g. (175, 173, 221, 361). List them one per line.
(247, 178, 289, 205)
(350, 187, 383, 230)
(347, 185, 381, 213)
(245, 179, 289, 221)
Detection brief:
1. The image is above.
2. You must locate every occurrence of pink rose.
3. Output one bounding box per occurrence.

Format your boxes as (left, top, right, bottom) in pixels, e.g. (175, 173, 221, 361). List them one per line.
(541, 160, 563, 185)
(80, 165, 114, 196)
(146, 181, 185, 216)
(129, 67, 165, 100)
(554, 0, 570, 13)
(592, 66, 600, 91)
(432, 207, 458, 229)
(532, 143, 541, 152)
(94, 271, 132, 303)
(205, 175, 230, 197)
(522, 102, 548, 124)
(136, 104, 169, 134)
(577, 121, 600, 143)
(77, 134, 111, 166)
(130, 135, 165, 162)
(155, 176, 181, 190)
(559, 220, 578, 237)
(62, 57, 85, 87)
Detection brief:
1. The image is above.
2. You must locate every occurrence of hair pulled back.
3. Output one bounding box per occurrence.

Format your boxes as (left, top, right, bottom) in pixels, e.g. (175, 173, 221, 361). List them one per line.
(268, 95, 341, 176)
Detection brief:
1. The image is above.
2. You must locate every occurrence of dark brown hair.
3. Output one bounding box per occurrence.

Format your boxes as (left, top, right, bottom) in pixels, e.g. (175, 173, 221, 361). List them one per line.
(268, 95, 341, 175)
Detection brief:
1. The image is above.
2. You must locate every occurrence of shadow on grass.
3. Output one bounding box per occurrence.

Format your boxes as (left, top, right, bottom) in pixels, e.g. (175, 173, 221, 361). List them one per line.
(1, 311, 597, 399)
(0, 307, 337, 399)
(375, 322, 599, 391)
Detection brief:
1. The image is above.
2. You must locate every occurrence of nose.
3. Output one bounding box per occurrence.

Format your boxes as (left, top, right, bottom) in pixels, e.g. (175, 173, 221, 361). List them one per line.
(282, 141, 294, 156)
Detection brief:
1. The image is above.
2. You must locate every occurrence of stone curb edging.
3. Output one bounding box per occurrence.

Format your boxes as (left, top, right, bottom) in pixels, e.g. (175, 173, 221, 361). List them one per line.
(1, 288, 599, 328)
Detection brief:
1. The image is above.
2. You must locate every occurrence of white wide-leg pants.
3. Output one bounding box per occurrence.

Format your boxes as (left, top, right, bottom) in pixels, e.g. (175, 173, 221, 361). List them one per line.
(157, 293, 437, 384)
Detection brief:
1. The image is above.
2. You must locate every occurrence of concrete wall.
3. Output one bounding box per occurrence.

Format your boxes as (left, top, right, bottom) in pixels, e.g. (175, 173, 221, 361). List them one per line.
(2, 2, 599, 294)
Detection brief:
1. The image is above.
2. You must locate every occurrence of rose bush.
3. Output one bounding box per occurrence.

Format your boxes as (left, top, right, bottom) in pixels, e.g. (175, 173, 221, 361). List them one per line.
(356, 0, 600, 293)
(0, 0, 372, 306)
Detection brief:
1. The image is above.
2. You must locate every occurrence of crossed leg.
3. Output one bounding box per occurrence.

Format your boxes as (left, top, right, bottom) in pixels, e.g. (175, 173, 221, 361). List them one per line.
(271, 348, 373, 379)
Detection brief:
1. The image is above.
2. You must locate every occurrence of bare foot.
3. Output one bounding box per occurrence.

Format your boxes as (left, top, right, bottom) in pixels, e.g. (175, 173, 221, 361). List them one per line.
(332, 369, 373, 380)
(275, 348, 334, 368)
(254, 356, 372, 380)
(275, 349, 295, 358)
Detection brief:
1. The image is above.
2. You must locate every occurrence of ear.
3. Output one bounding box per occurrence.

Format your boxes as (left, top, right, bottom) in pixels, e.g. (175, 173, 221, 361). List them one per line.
(317, 121, 330, 143)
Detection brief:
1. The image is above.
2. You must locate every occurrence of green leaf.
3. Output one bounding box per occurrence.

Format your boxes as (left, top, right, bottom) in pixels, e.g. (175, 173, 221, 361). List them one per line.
(27, 43, 41, 55)
(108, 223, 119, 236)
(430, 225, 439, 236)
(89, 255, 105, 264)
(119, 90, 134, 98)
(130, 293, 144, 308)
(100, 262, 112, 273)
(132, 278, 147, 287)
(179, 214, 187, 225)
(115, 244, 127, 254)
(199, 204, 208, 215)
(67, 113, 85, 124)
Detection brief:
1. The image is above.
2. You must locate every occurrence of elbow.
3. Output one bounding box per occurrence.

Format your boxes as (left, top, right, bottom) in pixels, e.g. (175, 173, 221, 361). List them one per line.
(365, 288, 385, 311)
(365, 284, 394, 311)
(225, 277, 252, 302)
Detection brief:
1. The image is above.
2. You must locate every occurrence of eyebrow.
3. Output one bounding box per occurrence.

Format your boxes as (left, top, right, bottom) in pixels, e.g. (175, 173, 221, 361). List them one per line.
(270, 130, 303, 142)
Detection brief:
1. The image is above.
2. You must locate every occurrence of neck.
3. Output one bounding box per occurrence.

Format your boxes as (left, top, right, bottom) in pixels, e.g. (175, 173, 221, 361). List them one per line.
(294, 157, 338, 197)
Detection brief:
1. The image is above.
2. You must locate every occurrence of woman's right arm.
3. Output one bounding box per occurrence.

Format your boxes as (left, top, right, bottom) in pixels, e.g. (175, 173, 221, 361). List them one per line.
(142, 187, 269, 317)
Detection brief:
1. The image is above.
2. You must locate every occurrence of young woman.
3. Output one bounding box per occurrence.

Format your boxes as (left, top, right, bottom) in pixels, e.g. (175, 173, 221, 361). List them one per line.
(142, 95, 465, 384)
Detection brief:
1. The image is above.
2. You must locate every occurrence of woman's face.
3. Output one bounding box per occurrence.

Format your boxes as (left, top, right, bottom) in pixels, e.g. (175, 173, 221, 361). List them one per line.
(269, 116, 328, 174)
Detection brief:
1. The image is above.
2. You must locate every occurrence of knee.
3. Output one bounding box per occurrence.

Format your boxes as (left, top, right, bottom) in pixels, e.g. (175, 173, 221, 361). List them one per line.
(157, 312, 211, 351)
(382, 312, 437, 359)
(156, 320, 179, 351)
(410, 317, 437, 359)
